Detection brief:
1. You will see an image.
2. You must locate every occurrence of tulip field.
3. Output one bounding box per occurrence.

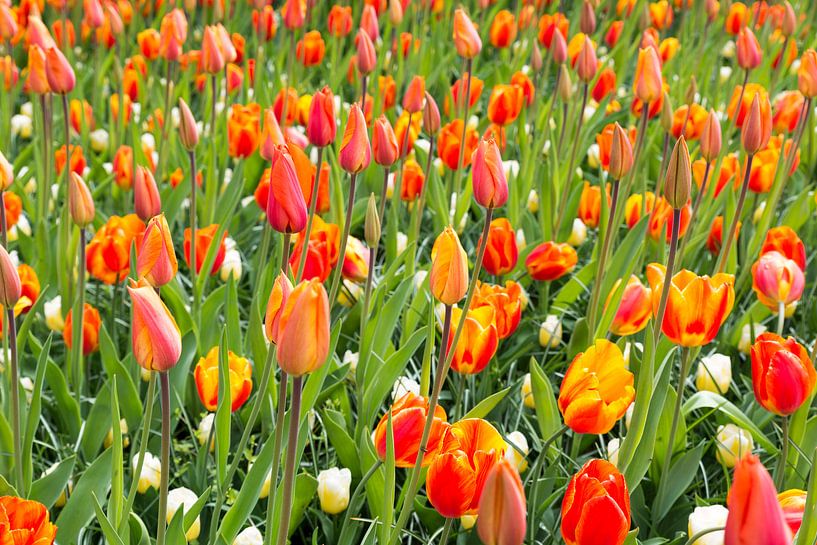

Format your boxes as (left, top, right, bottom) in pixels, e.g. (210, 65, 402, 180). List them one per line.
(4, 0, 817, 544)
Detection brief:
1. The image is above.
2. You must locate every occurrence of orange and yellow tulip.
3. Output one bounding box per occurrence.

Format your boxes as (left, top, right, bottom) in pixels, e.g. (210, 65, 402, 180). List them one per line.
(137, 214, 178, 288)
(448, 305, 499, 374)
(472, 281, 523, 340)
(275, 279, 330, 376)
(296, 30, 325, 67)
(86, 214, 146, 284)
(128, 278, 182, 372)
(525, 241, 578, 281)
(184, 225, 227, 276)
(761, 226, 806, 270)
(487, 84, 524, 126)
(607, 276, 652, 336)
(400, 159, 425, 201)
(227, 103, 262, 158)
(339, 103, 371, 174)
(430, 226, 468, 306)
(453, 8, 481, 59)
(289, 216, 340, 283)
(266, 146, 308, 234)
(489, 10, 517, 49)
(194, 346, 253, 412)
(63, 302, 101, 355)
(373, 392, 448, 467)
(480, 218, 518, 277)
(778, 489, 807, 535)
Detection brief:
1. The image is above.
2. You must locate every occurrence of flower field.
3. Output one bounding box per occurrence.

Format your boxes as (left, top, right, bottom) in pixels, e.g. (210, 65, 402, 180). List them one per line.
(1, 0, 817, 544)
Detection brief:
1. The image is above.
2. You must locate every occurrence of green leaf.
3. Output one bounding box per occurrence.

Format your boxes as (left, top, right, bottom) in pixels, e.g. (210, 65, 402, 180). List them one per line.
(463, 387, 511, 420)
(109, 376, 124, 528)
(362, 328, 424, 427)
(30, 456, 75, 509)
(322, 409, 360, 477)
(215, 331, 232, 486)
(99, 325, 143, 428)
(683, 391, 776, 452)
(652, 443, 705, 522)
(22, 335, 51, 493)
(92, 493, 127, 545)
(530, 359, 561, 442)
(381, 412, 396, 545)
(56, 448, 114, 544)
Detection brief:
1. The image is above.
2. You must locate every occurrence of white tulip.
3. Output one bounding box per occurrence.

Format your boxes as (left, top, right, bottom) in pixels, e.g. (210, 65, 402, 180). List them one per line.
(538, 315, 562, 348)
(317, 467, 352, 514)
(696, 354, 732, 394)
(715, 424, 754, 468)
(167, 487, 201, 541)
(688, 505, 728, 545)
(133, 452, 162, 494)
(504, 431, 529, 473)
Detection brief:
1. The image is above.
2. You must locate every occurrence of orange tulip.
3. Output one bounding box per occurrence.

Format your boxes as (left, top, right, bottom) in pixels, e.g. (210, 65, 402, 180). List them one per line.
(252, 6, 277, 41)
(577, 182, 610, 229)
(742, 93, 773, 154)
(772, 91, 804, 133)
(133, 166, 161, 221)
(306, 86, 336, 148)
(44, 45, 74, 93)
(228, 103, 262, 158)
(68, 172, 95, 227)
(379, 75, 397, 111)
(607, 276, 652, 336)
(724, 454, 793, 544)
(746, 136, 798, 193)
(342, 236, 369, 283)
(2, 193, 22, 230)
(355, 28, 377, 75)
(472, 281, 523, 340)
(372, 115, 399, 167)
(761, 226, 806, 269)
(359, 4, 379, 41)
(0, 496, 57, 545)
(273, 88, 299, 127)
(480, 218, 518, 277)
(276, 278, 330, 376)
(561, 459, 631, 545)
(128, 278, 182, 372)
(430, 226, 468, 306)
(477, 457, 527, 545)
(511, 71, 535, 106)
(445, 74, 483, 116)
(63, 302, 101, 355)
(427, 419, 506, 517)
(26, 44, 50, 94)
(648, 0, 673, 29)
(727, 83, 771, 128)
(736, 27, 762, 70)
(575, 36, 598, 82)
(597, 123, 637, 173)
(525, 241, 578, 281)
(558, 339, 635, 434)
(194, 346, 253, 412)
(137, 214, 177, 288)
(489, 9, 517, 49)
(671, 104, 707, 140)
(403, 75, 426, 114)
(159, 9, 187, 61)
(264, 273, 293, 344)
(646, 265, 735, 347)
(69, 99, 94, 133)
(778, 489, 807, 535)
(447, 306, 499, 375)
(327, 5, 352, 37)
(471, 137, 508, 209)
(288, 216, 340, 282)
(537, 12, 568, 48)
(751, 333, 815, 416)
(184, 225, 227, 276)
(0, 56, 19, 92)
(707, 216, 742, 255)
(798, 49, 817, 98)
(373, 392, 448, 467)
(296, 30, 325, 67)
(725, 1, 750, 34)
(647, 197, 691, 242)
(400, 158, 425, 202)
(487, 84, 523, 126)
(453, 8, 481, 59)
(339, 103, 371, 173)
(266, 145, 308, 234)
(693, 154, 740, 198)
(633, 46, 663, 104)
(17, 264, 40, 313)
(282, 0, 305, 30)
(288, 143, 330, 214)
(752, 251, 805, 310)
(592, 67, 616, 103)
(394, 111, 420, 158)
(86, 214, 146, 284)
(437, 119, 479, 171)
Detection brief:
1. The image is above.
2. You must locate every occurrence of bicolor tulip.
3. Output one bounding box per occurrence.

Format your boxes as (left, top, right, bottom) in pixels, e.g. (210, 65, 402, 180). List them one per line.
(159, 9, 187, 61)
(480, 218, 518, 276)
(423, 91, 441, 136)
(472, 281, 523, 340)
(487, 84, 523, 126)
(751, 251, 805, 310)
(633, 47, 663, 104)
(0, 244, 20, 309)
(453, 8, 482, 59)
(403, 76, 426, 114)
(372, 115, 399, 167)
(355, 29, 376, 75)
(430, 226, 468, 305)
(525, 241, 578, 281)
(86, 215, 146, 284)
(736, 27, 762, 70)
(489, 10, 517, 49)
(183, 224, 227, 276)
(178, 98, 199, 151)
(609, 123, 634, 179)
(607, 275, 652, 336)
(575, 36, 598, 82)
(373, 392, 448, 467)
(750, 333, 816, 416)
(128, 278, 182, 372)
(194, 346, 253, 412)
(201, 25, 226, 73)
(471, 137, 508, 209)
(438, 119, 479, 170)
(133, 166, 161, 221)
(339, 103, 371, 174)
(45, 46, 75, 94)
(699, 109, 722, 162)
(778, 489, 807, 535)
(798, 49, 817, 98)
(448, 306, 499, 374)
(264, 272, 293, 344)
(266, 146, 308, 234)
(561, 459, 631, 545)
(27, 45, 50, 95)
(306, 86, 336, 148)
(477, 458, 527, 545)
(761, 227, 806, 270)
(68, 172, 95, 227)
(275, 279, 330, 376)
(137, 215, 178, 288)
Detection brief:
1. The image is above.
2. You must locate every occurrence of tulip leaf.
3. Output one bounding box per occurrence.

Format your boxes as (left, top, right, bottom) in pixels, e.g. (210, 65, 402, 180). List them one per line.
(30, 455, 75, 509)
(215, 331, 232, 486)
(463, 387, 511, 420)
(99, 325, 143, 429)
(795, 448, 817, 545)
(166, 505, 187, 545)
(322, 409, 361, 477)
(41, 353, 81, 439)
(55, 448, 114, 545)
(381, 412, 396, 545)
(200, 284, 228, 351)
(109, 376, 124, 528)
(683, 391, 776, 453)
(22, 334, 50, 493)
(652, 443, 705, 522)
(92, 493, 127, 545)
(530, 359, 561, 443)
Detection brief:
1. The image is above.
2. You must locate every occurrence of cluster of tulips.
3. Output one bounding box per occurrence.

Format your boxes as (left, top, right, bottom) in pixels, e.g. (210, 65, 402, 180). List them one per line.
(1, 0, 817, 545)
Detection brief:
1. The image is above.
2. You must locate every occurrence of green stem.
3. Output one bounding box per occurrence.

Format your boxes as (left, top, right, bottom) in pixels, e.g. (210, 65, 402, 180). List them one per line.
(8, 306, 21, 491)
(677, 160, 711, 265)
(714, 153, 754, 274)
(438, 518, 453, 544)
(71, 228, 86, 410)
(328, 173, 357, 306)
(274, 375, 303, 545)
(586, 178, 620, 333)
(262, 369, 288, 545)
(684, 526, 725, 545)
(120, 372, 157, 532)
(337, 460, 383, 542)
(295, 146, 325, 283)
(156, 372, 171, 545)
(378, 166, 390, 228)
(653, 209, 682, 349)
(554, 82, 589, 237)
(189, 150, 199, 319)
(526, 424, 569, 543)
(776, 416, 789, 490)
(451, 58, 473, 199)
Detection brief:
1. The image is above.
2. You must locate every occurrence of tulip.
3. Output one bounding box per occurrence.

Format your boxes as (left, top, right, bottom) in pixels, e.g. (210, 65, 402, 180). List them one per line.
(127, 278, 182, 372)
(306, 87, 336, 148)
(276, 279, 330, 376)
(167, 488, 201, 541)
(264, 272, 293, 344)
(0, 497, 57, 543)
(194, 346, 253, 412)
(62, 302, 101, 355)
(327, 5, 352, 37)
(504, 430, 529, 473)
(0, 151, 11, 191)
(558, 339, 635, 434)
(282, 0, 305, 30)
(688, 505, 728, 545)
(575, 36, 598, 82)
(134, 166, 161, 221)
(724, 454, 792, 545)
(44, 47, 75, 94)
(696, 353, 732, 394)
(356, 29, 377, 75)
(430, 226, 468, 305)
(427, 419, 506, 517)
(490, 10, 517, 49)
(178, 98, 199, 150)
(761, 226, 806, 270)
(521, 373, 535, 408)
(715, 424, 754, 468)
(751, 251, 805, 311)
(0, 244, 20, 308)
(633, 46, 662, 104)
(487, 84, 524, 126)
(184, 225, 227, 276)
(234, 527, 263, 545)
(159, 9, 188, 62)
(700, 109, 722, 162)
(27, 45, 50, 95)
(538, 314, 562, 348)
(86, 215, 146, 284)
(551, 29, 568, 64)
(68, 172, 95, 227)
(423, 92, 441, 136)
(447, 306, 499, 374)
(525, 241, 578, 281)
(741, 93, 772, 154)
(133, 452, 162, 493)
(137, 215, 178, 288)
(665, 136, 691, 209)
(750, 333, 816, 416)
(339, 103, 371, 174)
(607, 275, 652, 336)
(373, 392, 449, 467)
(472, 138, 508, 209)
(266, 146, 308, 234)
(798, 50, 817, 98)
(561, 459, 631, 545)
(342, 236, 369, 283)
(403, 76, 426, 114)
(472, 281, 522, 340)
(453, 8, 482, 59)
(778, 489, 807, 535)
(609, 123, 634, 180)
(736, 27, 762, 70)
(316, 467, 352, 515)
(201, 26, 226, 74)
(480, 218, 518, 276)
(373, 116, 399, 167)
(477, 458, 527, 545)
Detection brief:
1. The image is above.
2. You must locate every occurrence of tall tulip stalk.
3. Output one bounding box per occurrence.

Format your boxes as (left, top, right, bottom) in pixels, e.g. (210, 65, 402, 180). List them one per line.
(451, 8, 481, 199)
(0, 245, 22, 489)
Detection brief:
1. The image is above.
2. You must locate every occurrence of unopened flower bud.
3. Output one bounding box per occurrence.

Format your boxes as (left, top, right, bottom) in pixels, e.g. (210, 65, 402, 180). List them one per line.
(0, 244, 21, 307)
(580, 1, 596, 35)
(741, 93, 771, 154)
(178, 98, 199, 150)
(575, 36, 598, 82)
(685, 76, 697, 105)
(660, 92, 674, 132)
(665, 136, 691, 209)
(782, 2, 796, 37)
(557, 64, 573, 102)
(699, 109, 722, 162)
(422, 92, 441, 136)
(608, 123, 634, 180)
(69, 172, 95, 227)
(365, 193, 380, 247)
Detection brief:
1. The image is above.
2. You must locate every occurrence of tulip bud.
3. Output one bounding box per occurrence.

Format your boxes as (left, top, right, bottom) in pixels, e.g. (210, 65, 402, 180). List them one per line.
(359, 5, 379, 42)
(580, 1, 596, 35)
(453, 8, 482, 59)
(634, 46, 663, 104)
(372, 116, 399, 167)
(689, 505, 728, 545)
(178, 98, 199, 150)
(266, 146, 308, 233)
(557, 64, 573, 102)
(0, 151, 13, 191)
(422, 92, 441, 136)
(44, 46, 75, 94)
(705, 0, 719, 20)
(660, 92, 674, 132)
(201, 26, 226, 74)
(609, 123, 634, 180)
(339, 103, 371, 174)
(167, 488, 201, 541)
(365, 193, 380, 247)
(137, 214, 178, 287)
(531, 44, 543, 72)
(276, 279, 331, 376)
(700, 109, 722, 162)
(798, 49, 817, 98)
(388, 0, 403, 26)
(576, 36, 598, 82)
(665, 136, 691, 209)
(403, 76, 426, 114)
(68, 172, 95, 227)
(725, 454, 792, 545)
(282, 0, 304, 30)
(551, 30, 567, 65)
(356, 29, 376, 75)
(306, 86, 336, 148)
(127, 278, 182, 372)
(715, 423, 753, 468)
(477, 458, 526, 545)
(781, 2, 797, 37)
(736, 28, 762, 70)
(316, 467, 352, 515)
(685, 76, 697, 105)
(134, 166, 161, 221)
(0, 5, 18, 41)
(430, 226, 468, 305)
(0, 244, 21, 307)
(27, 45, 50, 95)
(741, 93, 771, 154)
(471, 137, 508, 209)
(696, 353, 732, 394)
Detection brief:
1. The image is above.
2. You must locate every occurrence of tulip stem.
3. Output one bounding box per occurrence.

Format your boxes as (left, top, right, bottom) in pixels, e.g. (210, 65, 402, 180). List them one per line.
(295, 146, 324, 283)
(657, 346, 692, 504)
(775, 416, 790, 490)
(451, 58, 473, 200)
(275, 375, 303, 545)
(8, 305, 21, 491)
(677, 160, 711, 265)
(389, 207, 494, 545)
(188, 150, 199, 319)
(438, 518, 453, 544)
(156, 371, 171, 545)
(526, 424, 569, 544)
(554, 82, 589, 238)
(360, 74, 368, 112)
(328, 173, 357, 307)
(777, 300, 785, 336)
(37, 95, 51, 226)
(586, 178, 620, 333)
(262, 368, 288, 545)
(714, 153, 754, 274)
(121, 372, 157, 533)
(378, 166, 390, 227)
(408, 138, 436, 266)
(70, 227, 86, 411)
(653, 209, 682, 349)
(684, 526, 725, 545)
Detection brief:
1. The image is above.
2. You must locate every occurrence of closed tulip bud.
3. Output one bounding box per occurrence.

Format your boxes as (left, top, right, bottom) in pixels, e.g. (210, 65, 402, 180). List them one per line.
(259, 108, 285, 161)
(781, 2, 796, 37)
(700, 109, 722, 162)
(283, 0, 305, 30)
(696, 353, 732, 394)
(128, 278, 182, 372)
(430, 226, 468, 305)
(0, 244, 20, 307)
(471, 138, 508, 209)
(403, 76, 426, 114)
(477, 458, 527, 545)
(0, 5, 18, 40)
(551, 30, 567, 65)
(664, 136, 691, 209)
(356, 29, 377, 75)
(27, 45, 50, 95)
(715, 423, 754, 468)
(365, 193, 380, 247)
(307, 86, 336, 148)
(660, 92, 674, 132)
(423, 92, 441, 136)
(201, 26, 226, 74)
(685, 76, 697, 105)
(0, 151, 13, 191)
(44, 47, 75, 94)
(576, 37, 597, 82)
(609, 123, 634, 180)
(557, 64, 573, 101)
(531, 44, 543, 72)
(797, 50, 817, 98)
(372, 115, 399, 167)
(178, 98, 199, 150)
(316, 467, 352, 515)
(633, 46, 662, 104)
(388, 0, 403, 25)
(276, 279, 331, 376)
(137, 214, 178, 287)
(339, 103, 371, 173)
(725, 454, 792, 545)
(266, 146, 308, 233)
(68, 172, 95, 227)
(265, 272, 293, 343)
(736, 28, 762, 70)
(741, 93, 771, 154)
(453, 8, 482, 59)
(134, 166, 161, 221)
(580, 1, 596, 35)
